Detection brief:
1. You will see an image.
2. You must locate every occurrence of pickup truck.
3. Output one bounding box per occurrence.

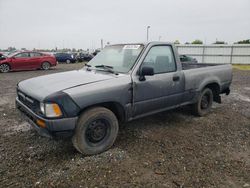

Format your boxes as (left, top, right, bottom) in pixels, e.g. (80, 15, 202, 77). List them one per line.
(16, 42, 232, 155)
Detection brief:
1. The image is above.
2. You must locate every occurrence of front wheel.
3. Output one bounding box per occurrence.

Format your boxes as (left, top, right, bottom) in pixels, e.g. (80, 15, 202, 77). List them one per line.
(192, 88, 213, 116)
(41, 62, 51, 70)
(66, 59, 71, 64)
(0, 63, 10, 73)
(72, 107, 119, 155)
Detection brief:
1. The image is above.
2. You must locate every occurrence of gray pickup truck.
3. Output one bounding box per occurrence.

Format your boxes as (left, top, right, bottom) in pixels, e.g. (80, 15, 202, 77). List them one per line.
(16, 42, 232, 155)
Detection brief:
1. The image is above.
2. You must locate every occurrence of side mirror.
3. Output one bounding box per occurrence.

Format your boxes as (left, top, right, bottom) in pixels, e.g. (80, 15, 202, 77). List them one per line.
(139, 66, 154, 81)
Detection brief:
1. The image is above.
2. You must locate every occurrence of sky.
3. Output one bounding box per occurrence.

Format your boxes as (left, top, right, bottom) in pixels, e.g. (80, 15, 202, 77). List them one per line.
(0, 0, 249, 50)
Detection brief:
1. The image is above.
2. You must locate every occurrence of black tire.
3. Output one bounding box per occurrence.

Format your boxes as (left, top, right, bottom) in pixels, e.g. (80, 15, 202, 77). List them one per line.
(66, 59, 71, 64)
(0, 63, 10, 73)
(72, 107, 119, 155)
(41, 62, 51, 70)
(192, 88, 213, 116)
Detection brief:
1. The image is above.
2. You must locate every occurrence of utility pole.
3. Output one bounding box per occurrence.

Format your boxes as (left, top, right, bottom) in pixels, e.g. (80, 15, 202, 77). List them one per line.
(147, 26, 150, 42)
(101, 39, 103, 49)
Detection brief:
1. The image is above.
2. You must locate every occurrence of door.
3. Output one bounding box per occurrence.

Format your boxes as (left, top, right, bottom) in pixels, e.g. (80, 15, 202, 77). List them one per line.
(11, 52, 30, 70)
(29, 52, 43, 68)
(132, 45, 185, 116)
(55, 53, 63, 62)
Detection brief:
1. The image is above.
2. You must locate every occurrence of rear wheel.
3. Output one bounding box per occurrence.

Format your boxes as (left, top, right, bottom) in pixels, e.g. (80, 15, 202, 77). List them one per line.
(66, 59, 71, 64)
(192, 88, 213, 116)
(72, 107, 119, 155)
(0, 63, 10, 73)
(41, 62, 50, 70)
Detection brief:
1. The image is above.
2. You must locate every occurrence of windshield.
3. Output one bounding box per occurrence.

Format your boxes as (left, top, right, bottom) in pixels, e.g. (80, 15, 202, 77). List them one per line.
(88, 44, 144, 73)
(6, 52, 18, 57)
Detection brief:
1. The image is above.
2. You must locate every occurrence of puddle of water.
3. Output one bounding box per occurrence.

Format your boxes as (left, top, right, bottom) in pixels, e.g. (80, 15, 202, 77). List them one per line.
(12, 122, 31, 132)
(4, 122, 31, 136)
(230, 92, 250, 102)
(0, 96, 11, 106)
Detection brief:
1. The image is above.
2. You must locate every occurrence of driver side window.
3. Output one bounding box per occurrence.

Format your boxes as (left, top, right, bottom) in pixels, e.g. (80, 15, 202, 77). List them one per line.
(14, 53, 29, 58)
(142, 46, 176, 74)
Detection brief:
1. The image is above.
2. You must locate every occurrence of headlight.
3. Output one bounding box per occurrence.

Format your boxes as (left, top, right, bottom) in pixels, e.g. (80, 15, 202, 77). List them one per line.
(40, 102, 45, 114)
(40, 102, 62, 118)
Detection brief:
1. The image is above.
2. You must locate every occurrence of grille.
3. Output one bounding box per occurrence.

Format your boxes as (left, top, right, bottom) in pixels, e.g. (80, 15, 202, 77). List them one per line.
(17, 89, 40, 113)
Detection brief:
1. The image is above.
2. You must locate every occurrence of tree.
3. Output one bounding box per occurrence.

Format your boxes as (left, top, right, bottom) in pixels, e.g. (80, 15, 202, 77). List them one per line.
(191, 40, 203, 44)
(213, 41, 227, 44)
(174, 40, 180, 44)
(7, 47, 16, 51)
(235, 39, 250, 44)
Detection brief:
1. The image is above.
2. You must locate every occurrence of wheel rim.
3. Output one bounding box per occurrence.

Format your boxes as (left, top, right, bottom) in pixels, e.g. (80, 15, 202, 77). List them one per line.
(42, 62, 50, 70)
(85, 119, 109, 144)
(66, 60, 70, 64)
(201, 92, 210, 109)
(0, 64, 10, 73)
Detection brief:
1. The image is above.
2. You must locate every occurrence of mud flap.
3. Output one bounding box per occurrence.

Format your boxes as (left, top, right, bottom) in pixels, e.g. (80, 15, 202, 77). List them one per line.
(214, 95, 222, 104)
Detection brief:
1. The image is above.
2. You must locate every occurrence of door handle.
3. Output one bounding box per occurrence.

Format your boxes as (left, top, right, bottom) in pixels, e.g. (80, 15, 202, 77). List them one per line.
(173, 75, 180, 81)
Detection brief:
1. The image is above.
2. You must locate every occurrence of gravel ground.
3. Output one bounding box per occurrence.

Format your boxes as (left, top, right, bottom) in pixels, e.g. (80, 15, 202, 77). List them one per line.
(0, 64, 249, 188)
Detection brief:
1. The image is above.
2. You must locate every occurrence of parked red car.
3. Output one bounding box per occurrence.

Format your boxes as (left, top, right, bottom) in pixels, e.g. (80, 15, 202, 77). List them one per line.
(0, 51, 57, 73)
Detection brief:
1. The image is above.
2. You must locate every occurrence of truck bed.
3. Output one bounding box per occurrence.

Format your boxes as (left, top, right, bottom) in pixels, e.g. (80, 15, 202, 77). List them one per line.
(182, 63, 225, 70)
(182, 63, 232, 93)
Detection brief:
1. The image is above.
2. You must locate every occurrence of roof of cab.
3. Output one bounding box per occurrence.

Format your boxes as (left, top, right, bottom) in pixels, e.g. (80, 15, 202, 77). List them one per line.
(107, 41, 173, 47)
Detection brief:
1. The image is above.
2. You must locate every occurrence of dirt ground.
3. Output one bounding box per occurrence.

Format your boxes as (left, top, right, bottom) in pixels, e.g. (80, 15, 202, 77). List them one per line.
(0, 63, 249, 188)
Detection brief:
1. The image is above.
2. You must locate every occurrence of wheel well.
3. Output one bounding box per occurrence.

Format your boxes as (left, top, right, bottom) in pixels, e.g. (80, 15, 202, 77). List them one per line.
(79, 102, 126, 122)
(42, 61, 51, 65)
(1, 62, 11, 69)
(41, 61, 51, 68)
(204, 83, 221, 103)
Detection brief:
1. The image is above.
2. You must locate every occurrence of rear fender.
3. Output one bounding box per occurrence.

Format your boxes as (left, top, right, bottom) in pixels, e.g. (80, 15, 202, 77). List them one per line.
(198, 79, 221, 103)
(198, 78, 221, 92)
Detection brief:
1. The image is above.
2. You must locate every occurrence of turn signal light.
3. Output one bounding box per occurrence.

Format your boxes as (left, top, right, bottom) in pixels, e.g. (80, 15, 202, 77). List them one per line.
(52, 104, 62, 117)
(36, 119, 46, 128)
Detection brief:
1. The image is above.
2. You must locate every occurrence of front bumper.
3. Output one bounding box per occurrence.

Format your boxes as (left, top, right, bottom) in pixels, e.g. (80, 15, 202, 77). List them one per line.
(16, 97, 77, 138)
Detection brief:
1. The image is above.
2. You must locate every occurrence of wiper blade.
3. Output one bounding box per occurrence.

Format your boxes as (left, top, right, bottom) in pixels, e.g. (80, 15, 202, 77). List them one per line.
(95, 64, 113, 69)
(94, 64, 118, 75)
(83, 64, 92, 71)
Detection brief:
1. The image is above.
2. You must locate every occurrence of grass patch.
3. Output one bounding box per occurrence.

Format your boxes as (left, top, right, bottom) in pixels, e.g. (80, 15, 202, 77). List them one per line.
(233, 64, 250, 70)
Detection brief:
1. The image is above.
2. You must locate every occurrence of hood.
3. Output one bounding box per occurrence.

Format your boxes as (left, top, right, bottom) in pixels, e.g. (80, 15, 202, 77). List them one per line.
(18, 69, 116, 101)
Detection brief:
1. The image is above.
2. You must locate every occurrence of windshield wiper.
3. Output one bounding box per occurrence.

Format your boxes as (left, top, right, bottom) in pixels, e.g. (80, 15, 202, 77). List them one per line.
(84, 64, 92, 71)
(85, 64, 91, 67)
(95, 64, 113, 69)
(94, 64, 118, 75)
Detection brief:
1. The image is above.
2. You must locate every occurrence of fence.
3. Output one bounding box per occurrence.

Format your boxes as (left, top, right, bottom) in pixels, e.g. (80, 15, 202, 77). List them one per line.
(176, 44, 250, 64)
